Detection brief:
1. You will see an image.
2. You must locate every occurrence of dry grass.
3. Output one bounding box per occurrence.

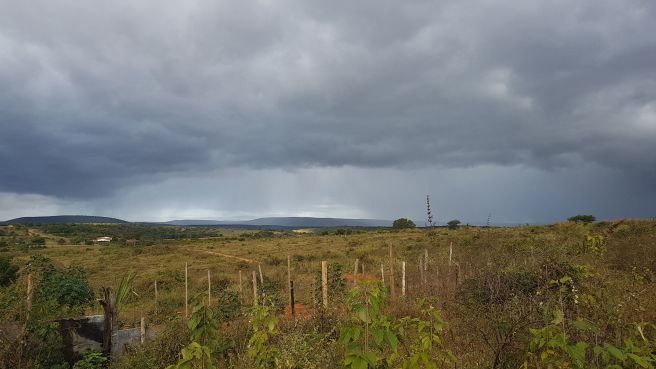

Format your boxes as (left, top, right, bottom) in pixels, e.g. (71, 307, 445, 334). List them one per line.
(2, 220, 655, 368)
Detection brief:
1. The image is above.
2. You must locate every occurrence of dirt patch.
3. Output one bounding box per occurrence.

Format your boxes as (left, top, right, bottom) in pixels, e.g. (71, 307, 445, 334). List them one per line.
(284, 303, 312, 319)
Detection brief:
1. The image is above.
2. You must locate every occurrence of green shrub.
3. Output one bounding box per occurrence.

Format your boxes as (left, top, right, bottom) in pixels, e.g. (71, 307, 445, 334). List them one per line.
(460, 269, 540, 305)
(73, 352, 108, 369)
(0, 256, 18, 287)
(35, 265, 94, 308)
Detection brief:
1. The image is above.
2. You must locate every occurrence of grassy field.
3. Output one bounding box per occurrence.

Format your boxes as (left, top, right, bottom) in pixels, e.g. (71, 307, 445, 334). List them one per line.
(1, 220, 655, 368)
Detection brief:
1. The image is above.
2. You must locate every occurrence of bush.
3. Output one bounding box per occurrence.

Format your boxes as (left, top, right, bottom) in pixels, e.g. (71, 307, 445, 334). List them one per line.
(35, 265, 94, 308)
(73, 352, 108, 369)
(0, 256, 18, 287)
(31, 237, 46, 246)
(460, 269, 540, 305)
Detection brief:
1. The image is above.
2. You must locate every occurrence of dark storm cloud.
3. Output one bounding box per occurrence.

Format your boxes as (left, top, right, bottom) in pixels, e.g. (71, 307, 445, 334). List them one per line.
(1, 0, 655, 199)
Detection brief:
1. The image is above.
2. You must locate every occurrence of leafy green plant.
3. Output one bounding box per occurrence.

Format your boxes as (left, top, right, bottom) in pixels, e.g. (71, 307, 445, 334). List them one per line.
(22, 298, 70, 369)
(523, 310, 655, 369)
(391, 301, 456, 369)
(73, 352, 108, 369)
(340, 283, 398, 369)
(167, 298, 221, 369)
(340, 285, 455, 369)
(247, 303, 280, 369)
(582, 235, 605, 255)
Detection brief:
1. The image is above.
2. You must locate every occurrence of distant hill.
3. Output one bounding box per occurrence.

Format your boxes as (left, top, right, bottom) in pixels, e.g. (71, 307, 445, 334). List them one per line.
(1, 215, 129, 225)
(164, 217, 392, 228)
(245, 217, 391, 227)
(1, 215, 392, 228)
(162, 219, 227, 226)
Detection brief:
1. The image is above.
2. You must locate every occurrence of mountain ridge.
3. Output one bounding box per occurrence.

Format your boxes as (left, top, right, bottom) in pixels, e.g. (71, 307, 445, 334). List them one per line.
(2, 215, 392, 227)
(1, 215, 129, 225)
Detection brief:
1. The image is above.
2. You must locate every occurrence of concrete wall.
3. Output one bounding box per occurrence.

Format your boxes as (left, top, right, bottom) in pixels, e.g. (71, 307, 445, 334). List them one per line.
(58, 315, 153, 362)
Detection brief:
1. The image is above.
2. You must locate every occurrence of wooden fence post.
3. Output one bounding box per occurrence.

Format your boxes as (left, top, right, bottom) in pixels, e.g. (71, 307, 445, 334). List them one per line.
(287, 255, 292, 309)
(252, 271, 258, 306)
(449, 242, 453, 266)
(321, 261, 328, 308)
(99, 288, 115, 355)
(154, 280, 158, 315)
(290, 280, 296, 318)
(238, 270, 243, 298)
(388, 243, 396, 298)
(185, 262, 188, 318)
(258, 264, 264, 285)
(401, 261, 406, 296)
(419, 256, 424, 286)
(354, 259, 359, 275)
(140, 317, 146, 344)
(380, 263, 385, 286)
(26, 273, 33, 312)
(424, 249, 428, 285)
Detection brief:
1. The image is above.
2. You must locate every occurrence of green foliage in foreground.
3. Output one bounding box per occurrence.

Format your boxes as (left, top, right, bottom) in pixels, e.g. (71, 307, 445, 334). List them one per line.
(522, 274, 656, 369)
(247, 304, 280, 369)
(524, 309, 655, 369)
(340, 284, 455, 369)
(73, 352, 108, 369)
(166, 296, 234, 369)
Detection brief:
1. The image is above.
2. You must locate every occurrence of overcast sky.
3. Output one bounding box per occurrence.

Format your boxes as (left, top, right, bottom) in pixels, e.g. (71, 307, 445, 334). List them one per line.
(1, 0, 655, 224)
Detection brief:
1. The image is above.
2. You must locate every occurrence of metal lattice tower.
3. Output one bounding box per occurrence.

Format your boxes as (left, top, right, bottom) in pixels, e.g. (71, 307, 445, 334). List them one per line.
(426, 195, 434, 228)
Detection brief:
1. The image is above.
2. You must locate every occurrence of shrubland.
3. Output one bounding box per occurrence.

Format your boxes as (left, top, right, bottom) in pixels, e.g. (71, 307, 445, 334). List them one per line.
(0, 220, 654, 368)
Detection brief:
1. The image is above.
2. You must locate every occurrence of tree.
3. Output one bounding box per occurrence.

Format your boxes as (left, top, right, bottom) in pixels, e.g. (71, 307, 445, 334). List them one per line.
(447, 219, 461, 230)
(392, 218, 416, 229)
(567, 215, 596, 224)
(0, 256, 18, 287)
